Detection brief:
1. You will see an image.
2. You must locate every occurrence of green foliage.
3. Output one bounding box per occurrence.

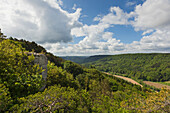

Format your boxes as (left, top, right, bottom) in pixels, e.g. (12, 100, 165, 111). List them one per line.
(11, 85, 80, 112)
(0, 40, 43, 98)
(121, 88, 170, 112)
(0, 84, 12, 112)
(83, 54, 170, 82)
(8, 85, 133, 113)
(8, 37, 47, 53)
(64, 61, 83, 78)
(158, 81, 170, 86)
(0, 32, 169, 112)
(46, 52, 64, 67)
(8, 37, 65, 67)
(47, 61, 78, 89)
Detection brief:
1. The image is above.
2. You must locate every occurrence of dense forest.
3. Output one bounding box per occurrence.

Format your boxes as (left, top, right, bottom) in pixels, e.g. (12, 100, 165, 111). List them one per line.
(61, 56, 88, 64)
(83, 54, 170, 82)
(62, 55, 110, 64)
(0, 33, 170, 112)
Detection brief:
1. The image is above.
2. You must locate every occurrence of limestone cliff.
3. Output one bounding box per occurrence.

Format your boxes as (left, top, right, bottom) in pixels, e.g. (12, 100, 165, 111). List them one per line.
(27, 52, 48, 90)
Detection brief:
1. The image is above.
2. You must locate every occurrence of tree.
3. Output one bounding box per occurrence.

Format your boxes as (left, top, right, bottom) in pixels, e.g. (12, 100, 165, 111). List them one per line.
(0, 40, 44, 98)
(0, 84, 12, 112)
(64, 61, 83, 78)
(121, 88, 170, 112)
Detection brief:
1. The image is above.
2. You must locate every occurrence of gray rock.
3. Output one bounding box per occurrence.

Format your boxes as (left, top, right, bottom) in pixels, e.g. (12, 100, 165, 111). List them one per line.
(26, 52, 48, 90)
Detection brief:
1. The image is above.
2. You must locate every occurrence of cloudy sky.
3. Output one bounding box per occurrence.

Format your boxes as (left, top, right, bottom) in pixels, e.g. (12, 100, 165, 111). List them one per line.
(0, 0, 170, 56)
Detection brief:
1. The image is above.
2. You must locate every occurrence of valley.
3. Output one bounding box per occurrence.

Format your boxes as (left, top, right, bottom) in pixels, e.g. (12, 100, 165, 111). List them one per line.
(0, 0, 170, 112)
(0, 35, 169, 112)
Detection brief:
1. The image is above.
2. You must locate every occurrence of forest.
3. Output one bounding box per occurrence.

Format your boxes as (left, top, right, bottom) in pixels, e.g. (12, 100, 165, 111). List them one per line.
(83, 54, 170, 82)
(0, 34, 170, 112)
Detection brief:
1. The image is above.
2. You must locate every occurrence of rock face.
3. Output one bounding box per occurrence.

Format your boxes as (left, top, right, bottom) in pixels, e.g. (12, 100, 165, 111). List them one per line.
(27, 52, 48, 90)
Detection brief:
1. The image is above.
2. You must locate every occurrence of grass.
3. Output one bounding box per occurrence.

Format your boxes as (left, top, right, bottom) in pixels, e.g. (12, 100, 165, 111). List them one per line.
(157, 81, 170, 86)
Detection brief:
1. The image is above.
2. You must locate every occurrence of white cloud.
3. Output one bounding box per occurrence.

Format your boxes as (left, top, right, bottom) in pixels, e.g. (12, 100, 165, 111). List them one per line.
(142, 29, 154, 35)
(46, 0, 170, 55)
(126, 1, 136, 7)
(133, 0, 170, 30)
(47, 21, 125, 56)
(1, 0, 170, 56)
(102, 32, 113, 40)
(0, 0, 82, 43)
(128, 28, 170, 52)
(93, 15, 102, 21)
(100, 7, 130, 25)
(126, 0, 170, 53)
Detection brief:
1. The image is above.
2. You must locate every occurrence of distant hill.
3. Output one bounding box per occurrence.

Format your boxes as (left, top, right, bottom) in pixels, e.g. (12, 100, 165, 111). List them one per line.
(83, 53, 170, 82)
(82, 55, 111, 63)
(62, 55, 111, 64)
(61, 56, 88, 64)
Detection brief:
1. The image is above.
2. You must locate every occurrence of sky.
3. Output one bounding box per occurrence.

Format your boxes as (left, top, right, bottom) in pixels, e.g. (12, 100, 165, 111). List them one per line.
(0, 0, 170, 56)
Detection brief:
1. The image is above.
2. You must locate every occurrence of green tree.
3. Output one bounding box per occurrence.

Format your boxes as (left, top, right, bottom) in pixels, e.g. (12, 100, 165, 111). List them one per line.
(0, 40, 43, 98)
(10, 85, 80, 112)
(0, 84, 12, 112)
(64, 61, 83, 78)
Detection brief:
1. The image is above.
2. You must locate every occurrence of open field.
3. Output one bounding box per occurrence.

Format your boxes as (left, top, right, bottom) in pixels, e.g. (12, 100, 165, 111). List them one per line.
(158, 81, 170, 86)
(143, 81, 170, 90)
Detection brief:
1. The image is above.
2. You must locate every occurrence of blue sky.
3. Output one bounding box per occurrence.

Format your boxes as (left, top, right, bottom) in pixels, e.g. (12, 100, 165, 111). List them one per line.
(0, 0, 170, 56)
(62, 0, 144, 44)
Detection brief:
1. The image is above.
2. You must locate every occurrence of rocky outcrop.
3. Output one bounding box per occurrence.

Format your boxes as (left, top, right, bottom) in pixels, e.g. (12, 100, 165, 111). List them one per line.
(27, 52, 48, 90)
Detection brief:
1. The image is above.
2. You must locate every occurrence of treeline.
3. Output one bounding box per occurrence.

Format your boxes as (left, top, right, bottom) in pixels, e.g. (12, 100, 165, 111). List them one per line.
(8, 37, 64, 67)
(83, 54, 170, 82)
(0, 35, 169, 112)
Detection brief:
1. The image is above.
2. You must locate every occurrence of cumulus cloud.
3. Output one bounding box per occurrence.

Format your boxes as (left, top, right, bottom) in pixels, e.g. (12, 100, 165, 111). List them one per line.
(99, 7, 130, 25)
(126, 0, 170, 53)
(133, 0, 170, 30)
(127, 28, 170, 52)
(0, 0, 82, 43)
(46, 0, 170, 56)
(1, 0, 170, 56)
(48, 20, 125, 56)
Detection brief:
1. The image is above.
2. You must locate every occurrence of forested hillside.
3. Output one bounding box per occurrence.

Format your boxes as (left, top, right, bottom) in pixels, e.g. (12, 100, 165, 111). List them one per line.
(83, 54, 170, 82)
(0, 35, 170, 112)
(61, 56, 88, 64)
(7, 37, 65, 67)
(62, 55, 110, 64)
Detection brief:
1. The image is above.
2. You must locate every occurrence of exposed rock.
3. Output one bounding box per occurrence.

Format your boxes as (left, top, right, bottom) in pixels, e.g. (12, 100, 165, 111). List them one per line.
(26, 52, 48, 90)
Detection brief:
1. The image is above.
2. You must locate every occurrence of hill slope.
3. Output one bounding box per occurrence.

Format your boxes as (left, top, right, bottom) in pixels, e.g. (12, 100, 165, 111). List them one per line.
(0, 35, 169, 112)
(62, 55, 111, 64)
(83, 53, 170, 82)
(61, 56, 88, 63)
